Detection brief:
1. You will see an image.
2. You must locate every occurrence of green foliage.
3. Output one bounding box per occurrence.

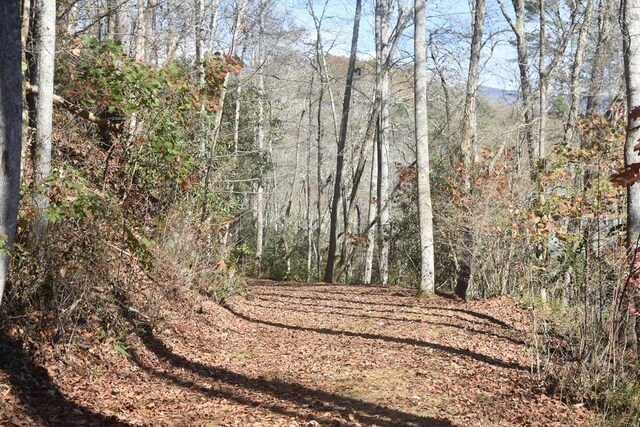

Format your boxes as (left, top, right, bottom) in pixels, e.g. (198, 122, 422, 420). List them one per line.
(44, 166, 109, 224)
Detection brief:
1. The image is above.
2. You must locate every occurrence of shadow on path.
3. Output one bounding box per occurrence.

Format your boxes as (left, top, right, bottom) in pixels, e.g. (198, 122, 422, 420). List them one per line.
(258, 290, 514, 330)
(246, 300, 526, 345)
(255, 294, 502, 330)
(128, 321, 455, 427)
(224, 306, 528, 371)
(0, 332, 130, 427)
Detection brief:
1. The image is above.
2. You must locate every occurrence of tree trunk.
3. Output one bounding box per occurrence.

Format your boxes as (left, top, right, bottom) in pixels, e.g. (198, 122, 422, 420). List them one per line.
(586, 0, 614, 115)
(32, 0, 56, 242)
(454, 0, 485, 299)
(622, 0, 640, 353)
(324, 0, 362, 283)
(206, 0, 220, 53)
(305, 79, 314, 282)
(364, 145, 377, 284)
(623, 0, 640, 245)
(337, 100, 379, 281)
(20, 0, 31, 179)
(375, 0, 391, 286)
(538, 0, 548, 173)
(200, 0, 246, 220)
(195, 0, 205, 84)
(414, 0, 435, 296)
(114, 0, 132, 56)
(563, 0, 595, 146)
(536, 0, 576, 174)
(0, 0, 23, 306)
(255, 38, 265, 262)
(498, 0, 534, 177)
(134, 0, 149, 62)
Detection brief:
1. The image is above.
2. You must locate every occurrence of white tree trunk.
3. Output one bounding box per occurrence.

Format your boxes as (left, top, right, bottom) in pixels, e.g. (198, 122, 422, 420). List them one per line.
(0, 0, 23, 306)
(364, 145, 377, 285)
(623, 0, 640, 246)
(134, 0, 149, 62)
(255, 4, 267, 262)
(324, 0, 362, 283)
(375, 0, 391, 286)
(195, 0, 205, 84)
(33, 0, 56, 240)
(256, 76, 265, 260)
(115, 0, 132, 55)
(563, 0, 595, 146)
(455, 0, 485, 299)
(623, 0, 640, 352)
(414, 0, 435, 295)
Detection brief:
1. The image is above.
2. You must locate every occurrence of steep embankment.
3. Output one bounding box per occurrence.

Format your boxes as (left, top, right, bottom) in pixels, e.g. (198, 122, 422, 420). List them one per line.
(1, 279, 593, 426)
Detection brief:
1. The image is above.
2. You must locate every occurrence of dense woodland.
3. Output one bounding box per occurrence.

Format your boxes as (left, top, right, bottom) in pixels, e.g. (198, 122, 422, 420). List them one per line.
(2, 0, 640, 424)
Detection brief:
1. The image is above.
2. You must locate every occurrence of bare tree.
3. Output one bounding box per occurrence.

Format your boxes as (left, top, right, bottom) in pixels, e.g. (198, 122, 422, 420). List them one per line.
(498, 0, 535, 177)
(622, 0, 640, 352)
(0, 0, 23, 305)
(536, 0, 577, 175)
(586, 0, 615, 114)
(623, 0, 640, 247)
(113, 0, 133, 55)
(324, 0, 362, 283)
(563, 0, 596, 146)
(32, 0, 56, 241)
(375, 0, 392, 285)
(454, 0, 485, 299)
(255, 6, 266, 262)
(195, 0, 205, 83)
(414, 0, 434, 296)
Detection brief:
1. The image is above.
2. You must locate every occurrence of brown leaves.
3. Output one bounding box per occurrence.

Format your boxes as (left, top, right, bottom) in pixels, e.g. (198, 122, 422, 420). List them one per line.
(2, 279, 595, 426)
(611, 163, 640, 187)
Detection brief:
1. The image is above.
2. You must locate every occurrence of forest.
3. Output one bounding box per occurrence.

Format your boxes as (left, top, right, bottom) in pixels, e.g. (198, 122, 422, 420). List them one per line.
(1, 0, 640, 425)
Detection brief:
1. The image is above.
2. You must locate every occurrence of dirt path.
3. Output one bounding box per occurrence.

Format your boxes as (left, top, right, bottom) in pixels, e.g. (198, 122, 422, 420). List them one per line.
(1, 279, 594, 426)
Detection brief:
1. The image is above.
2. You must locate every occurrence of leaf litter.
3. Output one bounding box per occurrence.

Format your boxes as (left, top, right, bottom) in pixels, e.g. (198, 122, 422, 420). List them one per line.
(0, 278, 594, 426)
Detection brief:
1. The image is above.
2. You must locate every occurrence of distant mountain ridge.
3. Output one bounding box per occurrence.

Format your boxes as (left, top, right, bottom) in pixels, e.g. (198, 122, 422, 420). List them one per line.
(479, 85, 519, 105)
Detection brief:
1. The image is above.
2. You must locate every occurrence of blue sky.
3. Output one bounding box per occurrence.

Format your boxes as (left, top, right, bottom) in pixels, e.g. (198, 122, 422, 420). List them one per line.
(283, 0, 518, 90)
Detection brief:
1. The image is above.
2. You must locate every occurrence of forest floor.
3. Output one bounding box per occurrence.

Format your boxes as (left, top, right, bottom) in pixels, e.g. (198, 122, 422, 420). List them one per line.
(0, 278, 596, 426)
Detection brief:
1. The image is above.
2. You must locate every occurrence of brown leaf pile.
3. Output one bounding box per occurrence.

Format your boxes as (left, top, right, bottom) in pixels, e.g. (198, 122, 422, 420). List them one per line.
(0, 279, 594, 426)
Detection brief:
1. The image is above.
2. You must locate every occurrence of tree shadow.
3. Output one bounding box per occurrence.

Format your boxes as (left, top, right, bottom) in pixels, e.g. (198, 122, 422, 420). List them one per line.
(246, 301, 526, 345)
(257, 291, 515, 330)
(127, 321, 455, 427)
(224, 306, 528, 371)
(250, 282, 433, 301)
(254, 294, 500, 329)
(0, 332, 131, 427)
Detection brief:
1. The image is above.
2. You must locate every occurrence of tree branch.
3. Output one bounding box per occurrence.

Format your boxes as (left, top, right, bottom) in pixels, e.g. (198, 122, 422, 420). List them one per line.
(26, 83, 123, 134)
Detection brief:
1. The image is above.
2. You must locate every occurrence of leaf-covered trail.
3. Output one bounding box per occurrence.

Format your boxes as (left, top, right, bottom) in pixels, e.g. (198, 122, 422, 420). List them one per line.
(1, 279, 593, 426)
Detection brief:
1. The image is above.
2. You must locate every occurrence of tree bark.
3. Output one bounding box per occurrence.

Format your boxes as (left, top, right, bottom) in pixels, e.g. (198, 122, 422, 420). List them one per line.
(536, 0, 576, 174)
(32, 0, 56, 241)
(622, 0, 640, 354)
(26, 83, 123, 134)
(414, 0, 435, 296)
(586, 0, 614, 115)
(200, 0, 246, 220)
(454, 0, 485, 299)
(255, 19, 265, 262)
(364, 145, 377, 284)
(0, 0, 23, 306)
(563, 0, 595, 146)
(375, 0, 391, 286)
(498, 0, 534, 177)
(324, 0, 362, 283)
(195, 0, 205, 84)
(114, 0, 132, 56)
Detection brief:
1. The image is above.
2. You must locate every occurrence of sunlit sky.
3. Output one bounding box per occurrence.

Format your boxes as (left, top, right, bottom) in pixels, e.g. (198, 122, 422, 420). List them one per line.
(282, 0, 518, 91)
